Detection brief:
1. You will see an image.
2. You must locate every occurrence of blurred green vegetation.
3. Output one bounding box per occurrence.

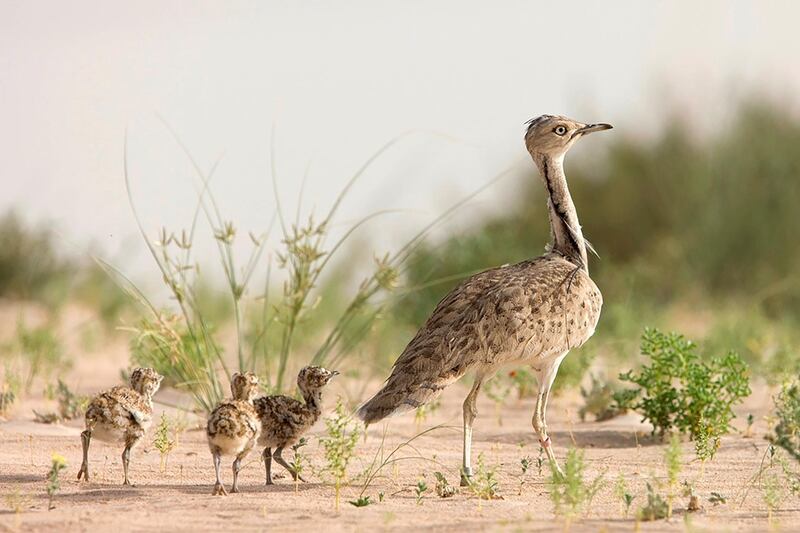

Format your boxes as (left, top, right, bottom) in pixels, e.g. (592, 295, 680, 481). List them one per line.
(376, 101, 800, 383)
(0, 211, 132, 325)
(1, 100, 797, 401)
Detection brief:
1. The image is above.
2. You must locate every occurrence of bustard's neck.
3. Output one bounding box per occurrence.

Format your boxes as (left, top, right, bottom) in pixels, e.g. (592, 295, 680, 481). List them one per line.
(301, 388, 323, 415)
(534, 153, 588, 271)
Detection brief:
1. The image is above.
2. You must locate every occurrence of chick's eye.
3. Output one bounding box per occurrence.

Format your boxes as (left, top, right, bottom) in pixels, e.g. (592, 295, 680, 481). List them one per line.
(554, 125, 567, 136)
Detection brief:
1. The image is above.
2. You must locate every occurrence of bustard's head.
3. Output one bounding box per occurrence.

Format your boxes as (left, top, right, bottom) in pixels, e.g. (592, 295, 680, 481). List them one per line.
(230, 371, 260, 401)
(524, 115, 612, 159)
(297, 365, 338, 393)
(130, 367, 163, 397)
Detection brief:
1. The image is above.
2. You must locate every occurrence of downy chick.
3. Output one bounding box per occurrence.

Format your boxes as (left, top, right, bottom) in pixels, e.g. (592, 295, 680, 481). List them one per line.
(254, 366, 338, 484)
(77, 367, 163, 485)
(206, 372, 260, 495)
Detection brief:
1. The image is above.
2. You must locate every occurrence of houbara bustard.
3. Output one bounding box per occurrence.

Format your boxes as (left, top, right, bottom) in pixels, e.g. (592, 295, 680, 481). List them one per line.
(358, 115, 611, 481)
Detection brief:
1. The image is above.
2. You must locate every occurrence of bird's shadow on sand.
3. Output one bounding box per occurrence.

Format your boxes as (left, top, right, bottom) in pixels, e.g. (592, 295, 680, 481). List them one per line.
(0, 474, 41, 483)
(488, 429, 663, 449)
(142, 482, 320, 496)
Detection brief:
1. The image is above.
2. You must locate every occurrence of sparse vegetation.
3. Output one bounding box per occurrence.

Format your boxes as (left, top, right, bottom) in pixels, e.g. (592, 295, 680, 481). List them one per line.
(467, 452, 502, 501)
(290, 437, 308, 493)
(320, 399, 360, 511)
(614, 474, 635, 517)
(637, 482, 669, 521)
(153, 413, 177, 473)
(45, 454, 67, 510)
(664, 434, 682, 516)
(34, 379, 88, 423)
(769, 379, 800, 461)
(5, 320, 68, 393)
(547, 447, 603, 525)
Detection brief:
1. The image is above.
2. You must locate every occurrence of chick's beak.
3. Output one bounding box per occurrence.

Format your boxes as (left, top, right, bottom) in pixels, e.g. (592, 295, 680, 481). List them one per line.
(330, 370, 340, 377)
(573, 123, 613, 138)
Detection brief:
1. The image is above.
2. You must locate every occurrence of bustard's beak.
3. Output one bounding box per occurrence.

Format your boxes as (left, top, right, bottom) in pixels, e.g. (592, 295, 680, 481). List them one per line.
(330, 370, 340, 377)
(572, 123, 613, 138)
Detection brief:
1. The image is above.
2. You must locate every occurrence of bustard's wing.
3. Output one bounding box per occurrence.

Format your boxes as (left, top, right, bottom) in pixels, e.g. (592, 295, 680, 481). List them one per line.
(359, 255, 602, 423)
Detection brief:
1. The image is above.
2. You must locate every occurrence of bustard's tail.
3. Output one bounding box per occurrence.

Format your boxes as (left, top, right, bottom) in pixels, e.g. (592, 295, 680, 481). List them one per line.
(356, 356, 466, 424)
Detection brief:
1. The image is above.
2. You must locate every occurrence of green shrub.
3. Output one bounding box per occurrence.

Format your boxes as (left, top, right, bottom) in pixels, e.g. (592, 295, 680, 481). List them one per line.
(769, 379, 800, 461)
(615, 329, 750, 441)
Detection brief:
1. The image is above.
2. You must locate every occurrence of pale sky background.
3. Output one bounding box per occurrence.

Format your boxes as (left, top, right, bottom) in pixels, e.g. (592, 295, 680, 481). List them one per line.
(2, 1, 799, 284)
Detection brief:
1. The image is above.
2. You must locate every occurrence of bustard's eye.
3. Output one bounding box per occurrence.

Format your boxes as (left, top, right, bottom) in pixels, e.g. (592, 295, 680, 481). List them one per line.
(554, 125, 567, 136)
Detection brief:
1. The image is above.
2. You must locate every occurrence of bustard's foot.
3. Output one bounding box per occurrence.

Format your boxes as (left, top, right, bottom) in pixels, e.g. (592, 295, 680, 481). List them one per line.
(460, 467, 473, 487)
(265, 479, 274, 486)
(122, 478, 133, 487)
(548, 461, 565, 480)
(77, 464, 89, 482)
(292, 473, 307, 483)
(212, 483, 228, 496)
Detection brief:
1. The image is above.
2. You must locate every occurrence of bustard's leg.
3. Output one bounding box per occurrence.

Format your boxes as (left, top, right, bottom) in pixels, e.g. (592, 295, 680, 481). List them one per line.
(232, 452, 246, 493)
(532, 355, 567, 478)
(121, 443, 133, 486)
(77, 429, 92, 481)
(273, 446, 306, 482)
(211, 449, 227, 495)
(460, 375, 484, 486)
(263, 447, 273, 485)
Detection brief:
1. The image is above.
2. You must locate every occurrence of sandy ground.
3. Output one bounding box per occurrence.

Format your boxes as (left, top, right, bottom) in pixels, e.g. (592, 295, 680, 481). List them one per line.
(0, 309, 797, 532)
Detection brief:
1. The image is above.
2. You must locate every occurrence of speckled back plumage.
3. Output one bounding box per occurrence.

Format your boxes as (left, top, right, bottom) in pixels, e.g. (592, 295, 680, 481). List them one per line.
(206, 372, 260, 456)
(84, 368, 162, 443)
(357, 252, 601, 423)
(254, 395, 318, 448)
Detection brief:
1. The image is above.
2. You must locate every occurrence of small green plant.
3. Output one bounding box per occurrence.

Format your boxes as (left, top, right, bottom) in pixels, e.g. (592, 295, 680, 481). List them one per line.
(744, 413, 755, 438)
(434, 471, 456, 498)
(547, 447, 604, 525)
(468, 453, 501, 501)
(579, 373, 624, 422)
(289, 437, 308, 493)
(762, 471, 783, 524)
(153, 413, 177, 473)
(694, 420, 720, 467)
(638, 482, 669, 521)
(518, 455, 531, 494)
(484, 376, 511, 426)
(769, 379, 800, 461)
(682, 480, 701, 512)
(616, 329, 750, 442)
(45, 453, 67, 510)
(613, 473, 635, 517)
(536, 446, 545, 477)
(320, 398, 360, 511)
(35, 380, 88, 423)
(664, 434, 682, 516)
(414, 479, 428, 505)
(0, 368, 20, 417)
(348, 495, 372, 507)
(4, 489, 28, 514)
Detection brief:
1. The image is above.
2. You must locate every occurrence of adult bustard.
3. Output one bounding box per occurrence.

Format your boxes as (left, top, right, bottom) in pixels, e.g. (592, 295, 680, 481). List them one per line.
(357, 115, 611, 480)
